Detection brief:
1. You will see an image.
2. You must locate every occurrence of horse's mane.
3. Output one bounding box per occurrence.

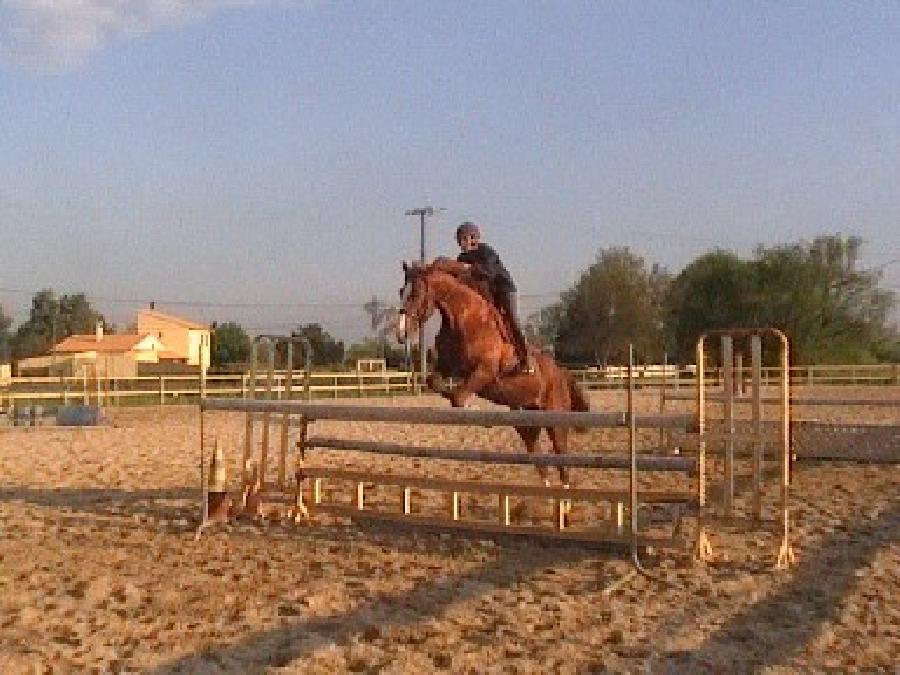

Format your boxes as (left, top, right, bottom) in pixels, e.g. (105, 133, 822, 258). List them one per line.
(418, 261, 514, 343)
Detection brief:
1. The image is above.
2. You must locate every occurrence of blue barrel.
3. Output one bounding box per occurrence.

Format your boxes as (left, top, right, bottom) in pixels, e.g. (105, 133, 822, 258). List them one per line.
(56, 405, 104, 426)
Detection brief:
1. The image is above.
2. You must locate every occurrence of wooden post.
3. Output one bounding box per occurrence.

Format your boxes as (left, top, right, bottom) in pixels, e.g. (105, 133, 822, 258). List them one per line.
(451, 491, 461, 521)
(313, 478, 323, 505)
(777, 333, 795, 568)
(627, 345, 637, 549)
(259, 341, 275, 489)
(499, 494, 511, 526)
(242, 342, 259, 488)
(292, 417, 310, 520)
(199, 335, 208, 401)
(751, 336, 763, 520)
(722, 336, 734, 515)
(159, 376, 165, 406)
(402, 487, 412, 515)
(356, 482, 365, 510)
(659, 352, 667, 450)
(695, 336, 713, 561)
(279, 343, 294, 490)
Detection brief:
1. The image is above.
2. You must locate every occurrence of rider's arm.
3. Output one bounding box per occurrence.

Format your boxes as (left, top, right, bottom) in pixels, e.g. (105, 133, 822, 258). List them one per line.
(470, 244, 505, 283)
(432, 258, 472, 276)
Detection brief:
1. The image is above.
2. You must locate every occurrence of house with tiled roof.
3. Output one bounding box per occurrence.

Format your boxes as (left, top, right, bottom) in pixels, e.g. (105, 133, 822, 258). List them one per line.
(15, 307, 210, 377)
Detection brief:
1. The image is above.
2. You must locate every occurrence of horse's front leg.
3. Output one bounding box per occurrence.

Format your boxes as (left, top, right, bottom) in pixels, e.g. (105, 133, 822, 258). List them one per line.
(450, 364, 497, 408)
(426, 370, 454, 402)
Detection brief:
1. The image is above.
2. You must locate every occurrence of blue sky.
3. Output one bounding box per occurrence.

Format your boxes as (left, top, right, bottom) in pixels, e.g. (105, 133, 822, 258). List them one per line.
(1, 1, 898, 341)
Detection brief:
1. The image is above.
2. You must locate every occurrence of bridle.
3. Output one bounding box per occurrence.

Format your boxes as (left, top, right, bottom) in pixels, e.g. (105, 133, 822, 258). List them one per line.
(396, 266, 434, 341)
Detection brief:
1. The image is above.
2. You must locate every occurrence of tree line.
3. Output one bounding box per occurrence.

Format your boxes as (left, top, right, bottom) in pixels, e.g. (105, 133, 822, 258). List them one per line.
(0, 290, 406, 371)
(531, 234, 898, 365)
(1, 234, 896, 370)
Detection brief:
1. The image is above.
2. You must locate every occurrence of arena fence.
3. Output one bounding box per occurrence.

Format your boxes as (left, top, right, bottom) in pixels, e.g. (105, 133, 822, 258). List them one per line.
(197, 330, 796, 574)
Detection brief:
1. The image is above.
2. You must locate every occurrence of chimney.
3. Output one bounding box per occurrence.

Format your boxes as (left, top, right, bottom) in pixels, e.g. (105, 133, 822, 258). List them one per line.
(96, 321, 104, 342)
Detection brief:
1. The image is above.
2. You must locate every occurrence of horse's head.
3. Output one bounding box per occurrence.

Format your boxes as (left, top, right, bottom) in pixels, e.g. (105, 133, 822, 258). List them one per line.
(395, 261, 436, 343)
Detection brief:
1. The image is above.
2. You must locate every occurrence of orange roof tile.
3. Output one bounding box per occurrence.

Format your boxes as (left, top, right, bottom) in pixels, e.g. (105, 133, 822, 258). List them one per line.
(53, 333, 148, 354)
(138, 309, 208, 330)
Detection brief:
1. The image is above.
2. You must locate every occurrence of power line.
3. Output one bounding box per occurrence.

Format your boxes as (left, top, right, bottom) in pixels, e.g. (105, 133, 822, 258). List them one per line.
(0, 287, 372, 309)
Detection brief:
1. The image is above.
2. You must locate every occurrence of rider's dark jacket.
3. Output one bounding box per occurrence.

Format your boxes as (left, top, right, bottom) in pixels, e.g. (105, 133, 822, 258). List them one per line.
(457, 243, 516, 294)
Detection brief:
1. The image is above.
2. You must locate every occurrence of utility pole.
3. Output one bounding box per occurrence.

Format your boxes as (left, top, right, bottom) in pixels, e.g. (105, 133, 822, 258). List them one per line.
(404, 206, 440, 389)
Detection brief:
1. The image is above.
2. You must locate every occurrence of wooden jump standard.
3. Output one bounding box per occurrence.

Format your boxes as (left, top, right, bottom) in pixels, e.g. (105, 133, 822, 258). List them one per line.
(198, 331, 794, 570)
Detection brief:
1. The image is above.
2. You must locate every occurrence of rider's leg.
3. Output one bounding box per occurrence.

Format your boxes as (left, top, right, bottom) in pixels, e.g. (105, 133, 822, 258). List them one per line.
(496, 290, 534, 372)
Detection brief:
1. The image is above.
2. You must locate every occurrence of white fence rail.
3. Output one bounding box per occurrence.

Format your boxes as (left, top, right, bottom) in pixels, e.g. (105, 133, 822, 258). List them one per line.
(1, 363, 897, 409)
(0, 370, 418, 407)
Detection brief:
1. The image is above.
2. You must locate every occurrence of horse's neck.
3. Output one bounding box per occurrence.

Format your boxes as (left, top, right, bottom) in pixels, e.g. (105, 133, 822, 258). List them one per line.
(428, 272, 483, 329)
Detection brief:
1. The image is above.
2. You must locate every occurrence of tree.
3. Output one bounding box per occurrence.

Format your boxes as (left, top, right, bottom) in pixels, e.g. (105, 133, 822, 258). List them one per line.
(524, 305, 562, 352)
(543, 248, 670, 364)
(665, 235, 898, 364)
(0, 305, 12, 362)
(212, 322, 251, 366)
(665, 251, 759, 362)
(12, 290, 104, 359)
(291, 323, 344, 367)
(362, 294, 398, 359)
(752, 235, 897, 363)
(362, 295, 396, 339)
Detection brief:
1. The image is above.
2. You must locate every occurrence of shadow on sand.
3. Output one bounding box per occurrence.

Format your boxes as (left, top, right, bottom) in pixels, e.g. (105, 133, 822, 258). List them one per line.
(647, 499, 899, 671)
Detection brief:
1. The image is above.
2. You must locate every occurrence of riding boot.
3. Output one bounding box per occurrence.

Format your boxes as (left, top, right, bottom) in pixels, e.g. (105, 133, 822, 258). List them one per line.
(507, 316, 535, 374)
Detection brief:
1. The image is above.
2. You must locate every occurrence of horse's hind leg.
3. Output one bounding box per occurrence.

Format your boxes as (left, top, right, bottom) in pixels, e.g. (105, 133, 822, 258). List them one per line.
(548, 426, 570, 487)
(515, 425, 547, 485)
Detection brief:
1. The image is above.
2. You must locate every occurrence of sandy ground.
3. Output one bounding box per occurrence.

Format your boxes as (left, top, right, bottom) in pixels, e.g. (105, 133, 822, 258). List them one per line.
(0, 388, 897, 673)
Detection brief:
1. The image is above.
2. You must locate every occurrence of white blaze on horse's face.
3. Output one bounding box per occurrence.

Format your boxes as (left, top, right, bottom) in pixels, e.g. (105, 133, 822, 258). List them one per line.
(397, 276, 421, 342)
(394, 310, 409, 344)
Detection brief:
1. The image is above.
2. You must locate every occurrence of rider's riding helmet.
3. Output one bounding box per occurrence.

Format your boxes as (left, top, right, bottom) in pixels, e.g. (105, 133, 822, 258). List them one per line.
(455, 221, 481, 243)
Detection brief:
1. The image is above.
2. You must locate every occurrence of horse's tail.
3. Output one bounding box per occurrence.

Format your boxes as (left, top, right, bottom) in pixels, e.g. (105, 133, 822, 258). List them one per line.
(568, 374, 590, 433)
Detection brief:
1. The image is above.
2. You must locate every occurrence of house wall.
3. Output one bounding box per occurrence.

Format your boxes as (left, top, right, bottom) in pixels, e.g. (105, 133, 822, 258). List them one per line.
(187, 329, 210, 368)
(92, 354, 140, 378)
(137, 314, 209, 368)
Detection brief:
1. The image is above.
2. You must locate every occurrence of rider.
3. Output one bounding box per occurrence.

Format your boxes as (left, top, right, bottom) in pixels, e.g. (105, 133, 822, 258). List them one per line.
(454, 221, 534, 373)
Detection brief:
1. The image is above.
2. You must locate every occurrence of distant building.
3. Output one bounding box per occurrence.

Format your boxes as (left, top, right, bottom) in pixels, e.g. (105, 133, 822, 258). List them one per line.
(15, 307, 210, 378)
(136, 308, 210, 369)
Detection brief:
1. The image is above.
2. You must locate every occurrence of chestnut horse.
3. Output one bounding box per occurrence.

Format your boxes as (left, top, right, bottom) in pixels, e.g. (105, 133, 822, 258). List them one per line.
(395, 260, 590, 485)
